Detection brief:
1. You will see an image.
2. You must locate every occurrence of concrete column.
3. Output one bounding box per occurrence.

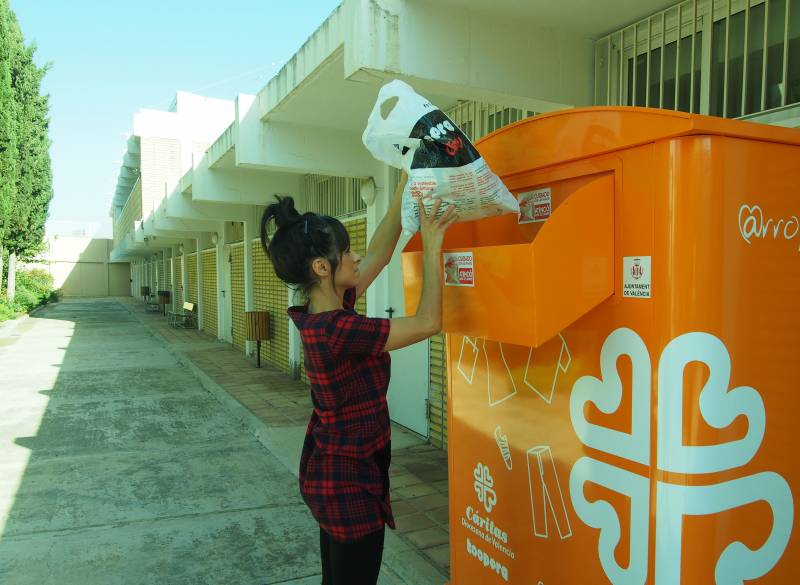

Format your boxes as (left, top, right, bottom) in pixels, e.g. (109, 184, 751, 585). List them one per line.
(196, 235, 204, 331)
(215, 222, 226, 341)
(243, 207, 258, 355)
(158, 253, 163, 291)
(181, 240, 190, 311)
(131, 260, 136, 298)
(170, 247, 178, 313)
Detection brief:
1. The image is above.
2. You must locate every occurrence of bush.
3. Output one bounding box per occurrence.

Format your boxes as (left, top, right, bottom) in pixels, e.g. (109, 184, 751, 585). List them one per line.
(0, 268, 58, 320)
(16, 268, 54, 298)
(0, 297, 19, 323)
(13, 287, 40, 312)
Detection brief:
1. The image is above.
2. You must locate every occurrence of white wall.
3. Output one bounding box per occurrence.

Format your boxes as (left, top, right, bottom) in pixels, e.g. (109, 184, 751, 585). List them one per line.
(35, 237, 131, 297)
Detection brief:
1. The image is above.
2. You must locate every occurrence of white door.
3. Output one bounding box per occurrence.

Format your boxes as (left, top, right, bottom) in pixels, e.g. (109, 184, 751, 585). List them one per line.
(222, 245, 233, 343)
(385, 251, 430, 438)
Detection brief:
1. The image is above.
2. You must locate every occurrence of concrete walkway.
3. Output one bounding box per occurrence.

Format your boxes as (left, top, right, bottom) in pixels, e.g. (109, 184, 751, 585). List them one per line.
(0, 299, 449, 585)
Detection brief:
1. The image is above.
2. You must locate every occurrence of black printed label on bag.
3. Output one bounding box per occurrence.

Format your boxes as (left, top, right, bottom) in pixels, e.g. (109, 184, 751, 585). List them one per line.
(408, 110, 481, 169)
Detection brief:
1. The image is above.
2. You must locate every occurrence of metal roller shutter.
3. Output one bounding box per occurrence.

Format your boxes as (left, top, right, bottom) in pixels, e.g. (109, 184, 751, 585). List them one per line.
(173, 255, 184, 312)
(252, 241, 291, 373)
(200, 249, 217, 337)
(158, 258, 165, 293)
(161, 257, 171, 305)
(186, 253, 198, 305)
(230, 244, 246, 351)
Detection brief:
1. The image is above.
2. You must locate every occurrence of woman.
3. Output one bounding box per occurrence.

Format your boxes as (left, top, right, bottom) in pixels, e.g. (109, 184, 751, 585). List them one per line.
(259, 174, 456, 585)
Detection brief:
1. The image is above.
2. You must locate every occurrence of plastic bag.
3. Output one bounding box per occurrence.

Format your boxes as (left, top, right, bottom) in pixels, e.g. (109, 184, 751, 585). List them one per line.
(362, 79, 519, 234)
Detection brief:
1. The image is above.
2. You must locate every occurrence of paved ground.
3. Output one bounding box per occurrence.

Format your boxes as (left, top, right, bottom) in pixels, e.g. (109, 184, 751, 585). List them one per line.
(0, 299, 450, 585)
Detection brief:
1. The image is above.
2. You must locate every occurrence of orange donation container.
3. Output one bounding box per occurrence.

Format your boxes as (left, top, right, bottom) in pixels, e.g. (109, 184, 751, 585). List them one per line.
(402, 107, 800, 585)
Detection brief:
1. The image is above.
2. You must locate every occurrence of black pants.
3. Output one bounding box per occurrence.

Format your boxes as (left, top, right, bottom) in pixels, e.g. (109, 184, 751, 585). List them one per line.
(319, 525, 385, 585)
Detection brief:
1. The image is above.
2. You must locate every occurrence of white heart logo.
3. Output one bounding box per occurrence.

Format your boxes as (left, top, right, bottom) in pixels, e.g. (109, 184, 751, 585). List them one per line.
(570, 327, 651, 465)
(657, 332, 765, 474)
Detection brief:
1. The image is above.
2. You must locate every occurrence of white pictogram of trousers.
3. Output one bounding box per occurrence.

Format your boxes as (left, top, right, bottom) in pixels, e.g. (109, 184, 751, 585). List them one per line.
(569, 328, 794, 585)
(527, 445, 573, 539)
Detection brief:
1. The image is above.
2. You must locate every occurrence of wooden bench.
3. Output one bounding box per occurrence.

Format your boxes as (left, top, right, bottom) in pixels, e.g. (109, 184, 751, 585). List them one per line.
(145, 291, 161, 312)
(168, 302, 197, 329)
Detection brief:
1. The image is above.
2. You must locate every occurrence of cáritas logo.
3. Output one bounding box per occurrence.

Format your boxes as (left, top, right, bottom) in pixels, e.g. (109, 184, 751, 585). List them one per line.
(473, 462, 497, 513)
(569, 328, 794, 584)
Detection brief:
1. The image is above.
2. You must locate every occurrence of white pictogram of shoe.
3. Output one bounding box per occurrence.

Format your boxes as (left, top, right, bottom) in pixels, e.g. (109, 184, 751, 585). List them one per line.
(494, 425, 513, 471)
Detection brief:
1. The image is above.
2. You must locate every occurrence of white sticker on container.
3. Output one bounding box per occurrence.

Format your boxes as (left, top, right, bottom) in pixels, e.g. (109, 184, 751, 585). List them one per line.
(623, 256, 652, 298)
(517, 188, 552, 224)
(444, 252, 474, 287)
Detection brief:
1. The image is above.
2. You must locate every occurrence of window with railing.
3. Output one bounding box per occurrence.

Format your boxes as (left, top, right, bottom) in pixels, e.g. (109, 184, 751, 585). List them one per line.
(301, 174, 364, 220)
(445, 101, 537, 141)
(596, 0, 799, 118)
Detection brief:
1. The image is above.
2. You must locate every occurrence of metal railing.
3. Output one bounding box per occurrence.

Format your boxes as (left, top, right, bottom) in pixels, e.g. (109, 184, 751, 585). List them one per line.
(113, 178, 142, 246)
(445, 101, 537, 141)
(301, 174, 365, 220)
(596, 0, 798, 118)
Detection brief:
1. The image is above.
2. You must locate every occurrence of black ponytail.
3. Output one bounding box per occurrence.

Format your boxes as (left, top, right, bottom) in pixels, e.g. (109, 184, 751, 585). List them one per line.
(260, 195, 351, 299)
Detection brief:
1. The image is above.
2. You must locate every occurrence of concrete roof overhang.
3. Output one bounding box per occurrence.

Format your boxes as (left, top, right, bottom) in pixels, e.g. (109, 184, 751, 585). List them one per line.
(258, 49, 462, 134)
(134, 222, 193, 247)
(430, 0, 679, 38)
(251, 0, 679, 154)
(110, 227, 180, 262)
(183, 152, 304, 207)
(111, 136, 141, 209)
(150, 195, 222, 232)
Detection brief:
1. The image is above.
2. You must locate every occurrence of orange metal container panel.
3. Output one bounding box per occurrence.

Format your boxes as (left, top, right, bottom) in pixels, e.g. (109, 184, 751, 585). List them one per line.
(478, 106, 800, 177)
(401, 107, 800, 585)
(403, 171, 614, 347)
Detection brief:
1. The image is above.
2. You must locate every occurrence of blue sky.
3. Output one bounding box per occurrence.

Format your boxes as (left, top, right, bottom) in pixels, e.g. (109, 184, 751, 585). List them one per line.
(12, 0, 341, 237)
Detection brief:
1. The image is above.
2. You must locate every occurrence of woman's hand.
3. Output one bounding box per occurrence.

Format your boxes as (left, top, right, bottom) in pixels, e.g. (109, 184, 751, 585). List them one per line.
(384, 197, 456, 351)
(418, 197, 457, 253)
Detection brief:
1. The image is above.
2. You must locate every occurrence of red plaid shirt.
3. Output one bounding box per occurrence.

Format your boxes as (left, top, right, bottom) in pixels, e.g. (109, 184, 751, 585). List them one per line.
(288, 288, 395, 542)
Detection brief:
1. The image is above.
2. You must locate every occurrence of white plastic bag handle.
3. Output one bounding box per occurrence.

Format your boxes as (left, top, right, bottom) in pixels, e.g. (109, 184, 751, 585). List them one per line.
(362, 79, 435, 171)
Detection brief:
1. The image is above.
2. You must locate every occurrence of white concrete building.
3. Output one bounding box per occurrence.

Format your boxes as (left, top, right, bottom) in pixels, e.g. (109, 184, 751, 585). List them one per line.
(110, 0, 800, 444)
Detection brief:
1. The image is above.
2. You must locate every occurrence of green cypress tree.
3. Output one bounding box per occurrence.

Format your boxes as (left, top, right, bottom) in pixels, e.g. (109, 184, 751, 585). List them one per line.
(10, 42, 52, 261)
(3, 2, 53, 300)
(0, 0, 18, 293)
